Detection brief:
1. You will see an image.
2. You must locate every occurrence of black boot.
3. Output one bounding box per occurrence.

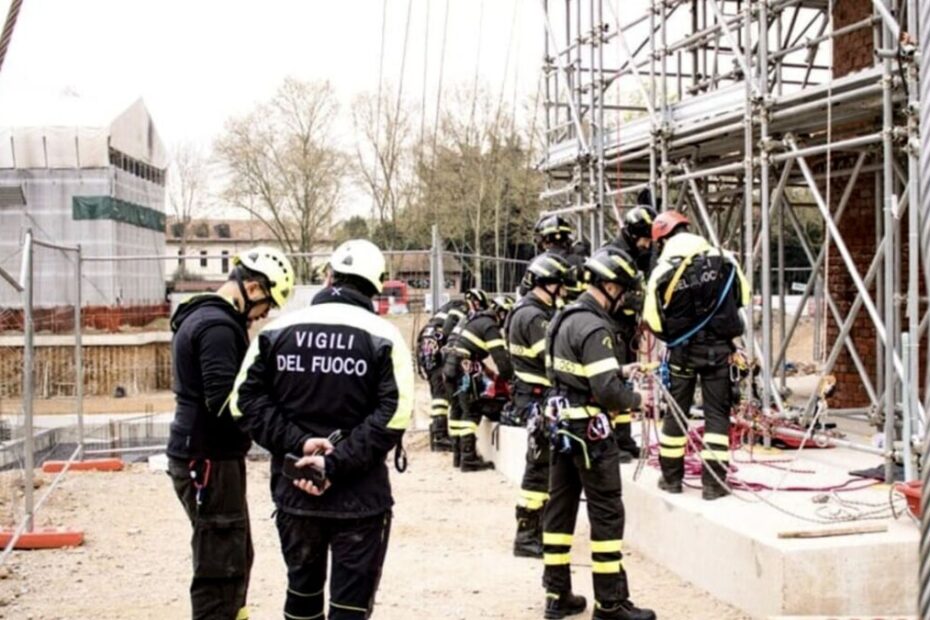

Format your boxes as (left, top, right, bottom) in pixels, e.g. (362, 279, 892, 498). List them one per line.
(430, 416, 454, 452)
(452, 437, 462, 468)
(460, 435, 494, 472)
(657, 476, 682, 494)
(544, 592, 587, 619)
(591, 600, 656, 620)
(513, 506, 543, 558)
(702, 463, 730, 501)
(701, 460, 730, 501)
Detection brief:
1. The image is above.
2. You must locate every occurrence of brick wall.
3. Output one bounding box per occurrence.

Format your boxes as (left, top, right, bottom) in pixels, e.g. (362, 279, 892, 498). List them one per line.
(824, 0, 926, 408)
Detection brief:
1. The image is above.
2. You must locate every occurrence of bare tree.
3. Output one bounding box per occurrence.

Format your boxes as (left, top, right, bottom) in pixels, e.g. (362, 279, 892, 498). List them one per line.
(214, 78, 344, 281)
(167, 142, 209, 279)
(350, 89, 415, 251)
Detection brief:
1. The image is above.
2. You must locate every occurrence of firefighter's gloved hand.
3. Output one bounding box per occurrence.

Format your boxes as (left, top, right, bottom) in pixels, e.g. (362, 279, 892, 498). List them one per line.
(302, 437, 335, 456)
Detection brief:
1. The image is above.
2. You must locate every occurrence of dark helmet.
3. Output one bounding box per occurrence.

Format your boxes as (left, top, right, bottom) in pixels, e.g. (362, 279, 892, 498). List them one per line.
(583, 246, 642, 290)
(523, 252, 573, 289)
(636, 188, 662, 211)
(464, 288, 490, 310)
(570, 239, 591, 257)
(491, 294, 515, 315)
(651, 211, 690, 243)
(534, 215, 574, 248)
(622, 206, 658, 242)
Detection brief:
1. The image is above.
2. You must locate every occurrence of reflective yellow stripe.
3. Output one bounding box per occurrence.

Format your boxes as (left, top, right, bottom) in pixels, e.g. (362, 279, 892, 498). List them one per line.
(448, 420, 478, 429)
(432, 399, 449, 406)
(612, 413, 632, 425)
(703, 432, 730, 447)
(552, 356, 619, 378)
(585, 357, 620, 376)
(230, 338, 260, 419)
(588, 260, 618, 280)
(287, 587, 324, 597)
(510, 339, 547, 358)
(330, 602, 369, 614)
(519, 490, 550, 510)
(700, 449, 730, 462)
(591, 560, 623, 574)
(460, 329, 489, 351)
(486, 338, 506, 349)
(590, 540, 623, 553)
(542, 532, 573, 546)
(236, 607, 250, 620)
(515, 370, 551, 387)
(544, 553, 572, 565)
(660, 433, 687, 446)
(663, 256, 694, 307)
(284, 612, 322, 620)
(660, 447, 685, 458)
(560, 405, 602, 420)
(449, 309, 465, 318)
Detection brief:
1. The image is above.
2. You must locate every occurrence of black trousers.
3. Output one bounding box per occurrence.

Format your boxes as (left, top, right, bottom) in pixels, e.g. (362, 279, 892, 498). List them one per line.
(169, 456, 254, 620)
(427, 367, 450, 421)
(442, 356, 478, 439)
(276, 510, 392, 620)
(516, 390, 550, 512)
(659, 341, 733, 486)
(542, 432, 629, 607)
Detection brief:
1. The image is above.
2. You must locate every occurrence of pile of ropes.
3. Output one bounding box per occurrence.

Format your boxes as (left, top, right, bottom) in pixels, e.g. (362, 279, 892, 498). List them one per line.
(630, 368, 914, 526)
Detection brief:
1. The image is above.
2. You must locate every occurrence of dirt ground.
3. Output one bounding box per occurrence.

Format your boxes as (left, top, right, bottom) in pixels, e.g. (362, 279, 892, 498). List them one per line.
(0, 406, 747, 619)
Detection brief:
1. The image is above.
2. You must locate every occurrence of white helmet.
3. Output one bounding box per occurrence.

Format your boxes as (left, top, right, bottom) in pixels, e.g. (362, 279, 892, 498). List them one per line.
(329, 239, 386, 293)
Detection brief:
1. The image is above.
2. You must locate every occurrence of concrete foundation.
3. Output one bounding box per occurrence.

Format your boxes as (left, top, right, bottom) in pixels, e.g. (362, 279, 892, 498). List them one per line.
(476, 421, 918, 618)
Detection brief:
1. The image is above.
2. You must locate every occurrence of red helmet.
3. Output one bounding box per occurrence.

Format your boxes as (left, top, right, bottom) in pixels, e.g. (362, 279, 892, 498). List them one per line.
(651, 211, 690, 242)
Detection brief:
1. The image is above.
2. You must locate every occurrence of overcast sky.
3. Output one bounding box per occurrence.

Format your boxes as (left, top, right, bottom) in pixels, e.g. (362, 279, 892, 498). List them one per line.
(0, 0, 564, 149)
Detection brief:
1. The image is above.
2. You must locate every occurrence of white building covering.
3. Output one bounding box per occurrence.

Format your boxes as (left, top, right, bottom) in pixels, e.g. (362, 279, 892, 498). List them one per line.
(0, 96, 168, 309)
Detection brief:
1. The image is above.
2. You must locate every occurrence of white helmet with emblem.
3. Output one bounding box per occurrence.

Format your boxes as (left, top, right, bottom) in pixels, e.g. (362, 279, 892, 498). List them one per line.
(329, 239, 387, 294)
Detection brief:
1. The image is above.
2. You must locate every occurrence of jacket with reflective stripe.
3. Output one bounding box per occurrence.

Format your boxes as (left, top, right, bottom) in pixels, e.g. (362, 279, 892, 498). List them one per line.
(432, 299, 468, 332)
(505, 293, 554, 388)
(230, 286, 414, 518)
(643, 232, 750, 343)
(439, 300, 469, 335)
(446, 311, 514, 381)
(546, 292, 641, 413)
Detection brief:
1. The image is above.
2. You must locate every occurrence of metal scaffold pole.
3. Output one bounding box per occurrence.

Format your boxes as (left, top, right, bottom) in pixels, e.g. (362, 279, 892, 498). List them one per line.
(21, 228, 34, 532)
(917, 0, 930, 610)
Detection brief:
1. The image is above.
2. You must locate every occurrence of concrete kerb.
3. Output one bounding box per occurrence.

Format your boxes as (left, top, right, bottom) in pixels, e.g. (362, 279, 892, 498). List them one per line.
(475, 419, 919, 618)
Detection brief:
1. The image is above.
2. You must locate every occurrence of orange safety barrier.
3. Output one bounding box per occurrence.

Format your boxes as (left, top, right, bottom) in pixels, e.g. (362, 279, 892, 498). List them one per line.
(41, 458, 124, 473)
(0, 527, 84, 550)
(895, 481, 922, 518)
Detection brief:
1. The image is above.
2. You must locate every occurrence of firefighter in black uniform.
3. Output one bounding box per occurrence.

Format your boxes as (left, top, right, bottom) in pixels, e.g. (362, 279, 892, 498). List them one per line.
(417, 299, 469, 452)
(167, 246, 295, 620)
(442, 292, 514, 472)
(606, 204, 657, 463)
(528, 214, 586, 301)
(542, 246, 655, 620)
(231, 239, 414, 620)
(643, 211, 749, 501)
(506, 252, 572, 558)
(442, 288, 490, 465)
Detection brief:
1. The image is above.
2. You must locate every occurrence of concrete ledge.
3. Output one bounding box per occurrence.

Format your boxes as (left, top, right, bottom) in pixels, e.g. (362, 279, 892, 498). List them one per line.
(475, 419, 918, 618)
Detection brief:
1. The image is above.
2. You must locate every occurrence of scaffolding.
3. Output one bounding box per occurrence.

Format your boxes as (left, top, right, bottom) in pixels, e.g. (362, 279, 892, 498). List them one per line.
(539, 0, 927, 482)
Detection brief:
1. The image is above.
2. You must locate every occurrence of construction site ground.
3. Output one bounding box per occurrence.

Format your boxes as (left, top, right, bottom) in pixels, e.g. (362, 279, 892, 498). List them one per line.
(0, 313, 848, 618)
(0, 407, 747, 620)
